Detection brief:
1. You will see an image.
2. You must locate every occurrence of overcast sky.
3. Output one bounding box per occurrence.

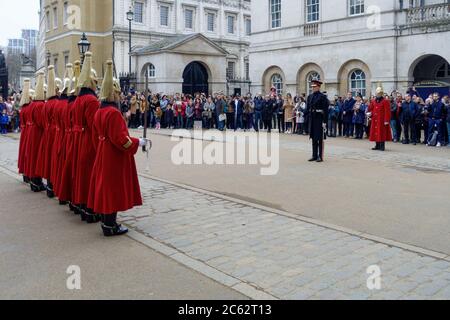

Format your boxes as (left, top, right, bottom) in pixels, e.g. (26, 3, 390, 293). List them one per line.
(0, 0, 40, 47)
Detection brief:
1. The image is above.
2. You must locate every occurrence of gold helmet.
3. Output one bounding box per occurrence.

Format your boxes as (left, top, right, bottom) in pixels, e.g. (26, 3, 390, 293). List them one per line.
(77, 52, 98, 90)
(70, 60, 81, 96)
(375, 82, 384, 96)
(19, 79, 31, 107)
(55, 78, 63, 94)
(100, 60, 121, 103)
(62, 63, 74, 95)
(34, 71, 46, 101)
(46, 65, 57, 100)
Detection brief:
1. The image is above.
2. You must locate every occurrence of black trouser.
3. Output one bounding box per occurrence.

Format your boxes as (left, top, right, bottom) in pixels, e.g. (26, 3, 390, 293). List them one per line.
(403, 119, 416, 143)
(264, 119, 272, 132)
(343, 122, 352, 137)
(312, 138, 324, 159)
(338, 120, 343, 136)
(226, 113, 234, 129)
(355, 123, 364, 139)
(277, 114, 284, 133)
(103, 213, 118, 226)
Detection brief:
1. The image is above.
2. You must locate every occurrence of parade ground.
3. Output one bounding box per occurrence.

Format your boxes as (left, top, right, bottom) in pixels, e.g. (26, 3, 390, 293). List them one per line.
(1, 131, 450, 300)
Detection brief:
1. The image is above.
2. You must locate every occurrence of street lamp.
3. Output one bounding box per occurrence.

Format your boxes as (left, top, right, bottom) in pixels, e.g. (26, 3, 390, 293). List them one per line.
(126, 6, 134, 76)
(77, 33, 91, 66)
(46, 50, 51, 68)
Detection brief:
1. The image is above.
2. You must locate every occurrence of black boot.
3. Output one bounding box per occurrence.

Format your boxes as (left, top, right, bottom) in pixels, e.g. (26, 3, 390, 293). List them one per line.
(380, 142, 385, 151)
(372, 143, 380, 151)
(79, 204, 87, 221)
(46, 182, 55, 198)
(85, 208, 101, 224)
(69, 203, 75, 212)
(59, 200, 68, 206)
(23, 176, 30, 184)
(102, 213, 128, 237)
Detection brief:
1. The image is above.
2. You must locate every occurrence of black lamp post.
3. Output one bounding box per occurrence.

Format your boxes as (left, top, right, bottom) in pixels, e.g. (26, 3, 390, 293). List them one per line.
(77, 33, 91, 66)
(126, 7, 134, 76)
(46, 50, 51, 68)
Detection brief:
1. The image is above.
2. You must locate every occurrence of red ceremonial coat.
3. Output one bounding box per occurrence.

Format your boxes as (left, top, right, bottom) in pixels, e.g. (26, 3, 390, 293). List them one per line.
(18, 104, 30, 174)
(368, 98, 392, 143)
(50, 97, 68, 195)
(72, 88, 99, 206)
(24, 100, 45, 178)
(88, 104, 142, 215)
(36, 97, 58, 180)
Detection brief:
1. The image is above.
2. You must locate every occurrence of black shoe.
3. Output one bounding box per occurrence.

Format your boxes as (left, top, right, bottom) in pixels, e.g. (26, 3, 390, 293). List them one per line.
(69, 203, 75, 212)
(316, 157, 323, 163)
(308, 158, 318, 162)
(380, 143, 385, 151)
(46, 188, 55, 199)
(59, 200, 68, 206)
(102, 224, 129, 237)
(23, 176, 30, 184)
(85, 212, 101, 224)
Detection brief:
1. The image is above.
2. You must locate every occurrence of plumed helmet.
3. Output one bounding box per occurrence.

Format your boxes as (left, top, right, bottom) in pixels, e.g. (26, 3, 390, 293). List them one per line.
(34, 71, 46, 101)
(70, 60, 81, 96)
(100, 60, 121, 102)
(19, 79, 31, 107)
(46, 65, 57, 100)
(77, 52, 98, 90)
(376, 82, 384, 95)
(62, 63, 73, 95)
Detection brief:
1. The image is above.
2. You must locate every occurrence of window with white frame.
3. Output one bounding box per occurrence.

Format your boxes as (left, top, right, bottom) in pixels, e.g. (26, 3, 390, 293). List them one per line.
(271, 74, 283, 95)
(227, 61, 235, 79)
(185, 8, 194, 29)
(307, 71, 321, 95)
(147, 64, 156, 78)
(63, 2, 68, 25)
(306, 0, 320, 23)
(436, 62, 450, 78)
(349, 0, 364, 15)
(64, 54, 69, 66)
(134, 1, 144, 23)
(245, 17, 251, 35)
(349, 70, 366, 97)
(245, 61, 250, 80)
(46, 12, 50, 31)
(270, 0, 281, 29)
(207, 12, 215, 32)
(160, 5, 169, 26)
(227, 15, 235, 34)
(53, 7, 58, 29)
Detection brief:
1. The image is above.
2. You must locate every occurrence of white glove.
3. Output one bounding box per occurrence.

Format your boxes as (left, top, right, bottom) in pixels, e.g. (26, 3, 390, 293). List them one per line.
(139, 138, 147, 147)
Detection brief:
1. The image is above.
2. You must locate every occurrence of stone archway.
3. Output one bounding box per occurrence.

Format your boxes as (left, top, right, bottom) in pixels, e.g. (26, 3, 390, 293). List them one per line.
(182, 61, 210, 96)
(262, 66, 286, 95)
(297, 63, 324, 96)
(337, 59, 372, 97)
(408, 54, 450, 98)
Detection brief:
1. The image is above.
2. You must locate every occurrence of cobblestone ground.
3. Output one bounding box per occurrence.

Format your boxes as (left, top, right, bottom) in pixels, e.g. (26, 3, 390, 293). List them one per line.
(2, 135, 450, 300)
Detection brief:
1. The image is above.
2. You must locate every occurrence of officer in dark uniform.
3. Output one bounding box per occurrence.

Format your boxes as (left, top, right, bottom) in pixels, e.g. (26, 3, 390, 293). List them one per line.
(307, 80, 329, 162)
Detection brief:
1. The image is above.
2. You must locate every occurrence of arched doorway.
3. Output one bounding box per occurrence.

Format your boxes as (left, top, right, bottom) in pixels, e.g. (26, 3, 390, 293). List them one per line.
(182, 62, 209, 95)
(410, 55, 450, 99)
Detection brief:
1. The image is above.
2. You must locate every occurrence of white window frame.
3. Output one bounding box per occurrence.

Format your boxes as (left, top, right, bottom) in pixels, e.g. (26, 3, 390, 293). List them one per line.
(63, 2, 68, 25)
(270, 0, 281, 29)
(134, 1, 144, 24)
(206, 12, 215, 32)
(46, 11, 50, 32)
(245, 17, 251, 35)
(53, 7, 58, 29)
(349, 0, 365, 16)
(349, 69, 366, 97)
(227, 15, 235, 34)
(227, 61, 236, 79)
(306, 0, 320, 23)
(147, 64, 156, 78)
(160, 5, 170, 27)
(271, 74, 283, 95)
(184, 7, 194, 30)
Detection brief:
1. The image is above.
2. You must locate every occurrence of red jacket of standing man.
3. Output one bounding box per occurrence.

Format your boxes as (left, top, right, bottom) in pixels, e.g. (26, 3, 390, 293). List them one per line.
(368, 85, 392, 151)
(25, 71, 46, 192)
(18, 78, 31, 182)
(88, 60, 144, 237)
(51, 63, 73, 201)
(72, 52, 100, 223)
(58, 61, 81, 207)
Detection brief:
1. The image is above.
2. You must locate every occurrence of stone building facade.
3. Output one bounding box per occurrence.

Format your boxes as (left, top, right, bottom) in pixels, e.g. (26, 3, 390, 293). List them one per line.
(250, 0, 450, 98)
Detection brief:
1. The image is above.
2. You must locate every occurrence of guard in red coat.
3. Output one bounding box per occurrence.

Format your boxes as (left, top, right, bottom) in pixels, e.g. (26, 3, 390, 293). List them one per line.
(58, 61, 81, 211)
(88, 60, 145, 237)
(51, 63, 73, 204)
(24, 71, 46, 192)
(368, 85, 392, 151)
(18, 79, 32, 183)
(72, 52, 101, 223)
(36, 66, 61, 198)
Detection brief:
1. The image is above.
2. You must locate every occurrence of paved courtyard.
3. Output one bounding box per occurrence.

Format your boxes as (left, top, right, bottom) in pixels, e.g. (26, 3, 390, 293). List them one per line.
(1, 132, 450, 299)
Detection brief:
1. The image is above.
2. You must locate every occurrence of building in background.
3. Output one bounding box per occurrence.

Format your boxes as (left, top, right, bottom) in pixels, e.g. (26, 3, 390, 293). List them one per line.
(21, 29, 39, 57)
(250, 0, 450, 98)
(7, 39, 27, 56)
(37, 0, 251, 95)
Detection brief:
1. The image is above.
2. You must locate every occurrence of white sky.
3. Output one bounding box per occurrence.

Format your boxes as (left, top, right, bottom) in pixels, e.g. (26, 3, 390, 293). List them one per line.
(0, 0, 40, 47)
